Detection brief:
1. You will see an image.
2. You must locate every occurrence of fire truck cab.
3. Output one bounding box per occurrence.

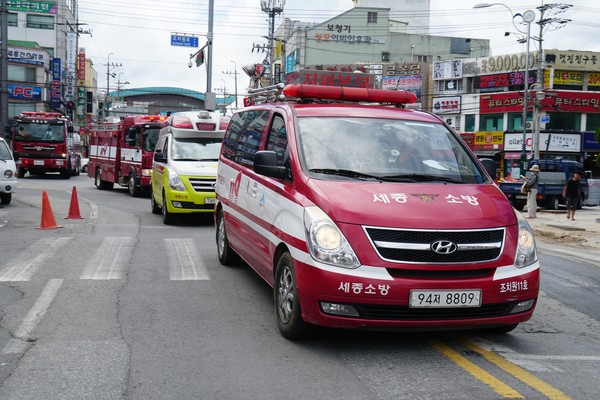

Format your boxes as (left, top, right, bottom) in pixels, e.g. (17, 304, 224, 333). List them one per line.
(87, 115, 166, 196)
(11, 112, 81, 179)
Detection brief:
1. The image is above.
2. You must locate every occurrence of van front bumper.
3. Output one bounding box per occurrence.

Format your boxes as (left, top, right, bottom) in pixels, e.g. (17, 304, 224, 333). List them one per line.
(294, 259, 540, 331)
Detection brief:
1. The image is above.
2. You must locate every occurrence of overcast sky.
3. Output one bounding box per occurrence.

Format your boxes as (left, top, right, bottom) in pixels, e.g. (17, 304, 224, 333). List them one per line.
(77, 0, 600, 99)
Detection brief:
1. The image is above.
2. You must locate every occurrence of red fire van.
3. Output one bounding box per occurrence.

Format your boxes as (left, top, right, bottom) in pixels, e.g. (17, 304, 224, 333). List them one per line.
(215, 84, 539, 339)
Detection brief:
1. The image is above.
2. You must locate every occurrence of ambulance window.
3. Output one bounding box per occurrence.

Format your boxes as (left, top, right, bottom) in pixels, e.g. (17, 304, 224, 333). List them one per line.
(266, 114, 287, 166)
(222, 110, 269, 166)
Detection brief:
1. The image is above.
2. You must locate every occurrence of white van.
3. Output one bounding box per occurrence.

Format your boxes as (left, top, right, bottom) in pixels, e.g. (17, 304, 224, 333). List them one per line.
(0, 137, 17, 205)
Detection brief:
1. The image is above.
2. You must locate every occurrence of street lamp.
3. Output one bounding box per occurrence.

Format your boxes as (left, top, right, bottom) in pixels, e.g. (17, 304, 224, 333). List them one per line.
(474, 3, 535, 171)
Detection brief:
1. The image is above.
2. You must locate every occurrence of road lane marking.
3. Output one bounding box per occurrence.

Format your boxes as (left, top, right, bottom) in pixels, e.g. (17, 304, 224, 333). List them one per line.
(430, 341, 523, 399)
(1, 279, 63, 354)
(0, 237, 73, 282)
(80, 237, 134, 280)
(458, 339, 572, 400)
(165, 238, 210, 280)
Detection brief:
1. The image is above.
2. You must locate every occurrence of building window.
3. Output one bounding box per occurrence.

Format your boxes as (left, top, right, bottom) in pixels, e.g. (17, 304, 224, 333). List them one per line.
(479, 114, 503, 131)
(417, 55, 429, 63)
(26, 14, 54, 29)
(8, 12, 17, 27)
(8, 65, 36, 83)
(508, 112, 532, 131)
(464, 115, 476, 132)
(586, 113, 600, 131)
(367, 12, 378, 23)
(381, 52, 390, 62)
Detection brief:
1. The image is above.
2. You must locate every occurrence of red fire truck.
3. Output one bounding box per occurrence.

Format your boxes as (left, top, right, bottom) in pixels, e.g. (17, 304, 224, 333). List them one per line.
(11, 112, 82, 178)
(87, 115, 166, 196)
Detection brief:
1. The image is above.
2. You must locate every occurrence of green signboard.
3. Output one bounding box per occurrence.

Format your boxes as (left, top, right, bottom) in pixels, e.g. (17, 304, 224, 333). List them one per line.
(8, 1, 57, 14)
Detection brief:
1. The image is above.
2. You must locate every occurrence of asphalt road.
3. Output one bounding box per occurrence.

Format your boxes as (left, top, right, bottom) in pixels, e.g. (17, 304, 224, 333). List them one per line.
(0, 174, 598, 400)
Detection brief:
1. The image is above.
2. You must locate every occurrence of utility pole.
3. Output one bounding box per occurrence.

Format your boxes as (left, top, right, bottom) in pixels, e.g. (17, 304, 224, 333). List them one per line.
(104, 53, 121, 119)
(223, 60, 239, 109)
(1, 0, 9, 138)
(532, 3, 572, 159)
(260, 0, 286, 85)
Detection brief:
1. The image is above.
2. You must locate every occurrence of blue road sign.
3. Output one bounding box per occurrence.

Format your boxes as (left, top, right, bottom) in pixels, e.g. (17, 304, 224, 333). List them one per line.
(170, 35, 199, 48)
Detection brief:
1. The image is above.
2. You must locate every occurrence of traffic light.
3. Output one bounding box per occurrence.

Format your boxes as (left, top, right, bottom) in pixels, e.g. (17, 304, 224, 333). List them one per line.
(195, 50, 205, 67)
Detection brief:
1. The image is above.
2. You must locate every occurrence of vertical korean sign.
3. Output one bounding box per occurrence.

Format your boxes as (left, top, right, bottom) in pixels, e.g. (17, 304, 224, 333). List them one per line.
(65, 31, 77, 101)
(77, 48, 86, 124)
(50, 58, 62, 108)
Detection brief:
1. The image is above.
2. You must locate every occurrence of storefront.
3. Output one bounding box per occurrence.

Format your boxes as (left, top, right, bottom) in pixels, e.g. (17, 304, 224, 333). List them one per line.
(503, 131, 582, 179)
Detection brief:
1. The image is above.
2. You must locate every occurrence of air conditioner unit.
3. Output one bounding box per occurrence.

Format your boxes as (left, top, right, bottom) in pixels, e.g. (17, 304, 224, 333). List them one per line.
(526, 122, 533, 129)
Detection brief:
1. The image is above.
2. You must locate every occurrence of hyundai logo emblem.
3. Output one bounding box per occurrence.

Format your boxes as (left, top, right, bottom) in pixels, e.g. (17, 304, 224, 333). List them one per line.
(431, 240, 458, 254)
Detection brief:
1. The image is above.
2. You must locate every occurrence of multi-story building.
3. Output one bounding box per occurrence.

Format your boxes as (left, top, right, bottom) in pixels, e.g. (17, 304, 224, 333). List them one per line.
(432, 49, 600, 178)
(5, 0, 79, 118)
(273, 5, 489, 118)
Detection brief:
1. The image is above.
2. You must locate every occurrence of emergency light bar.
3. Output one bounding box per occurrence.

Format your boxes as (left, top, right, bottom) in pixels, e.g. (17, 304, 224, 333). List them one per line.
(282, 84, 417, 104)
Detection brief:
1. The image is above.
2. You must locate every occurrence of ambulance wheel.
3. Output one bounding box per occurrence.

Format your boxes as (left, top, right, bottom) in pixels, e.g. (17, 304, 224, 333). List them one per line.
(216, 209, 240, 266)
(151, 190, 161, 214)
(128, 174, 142, 197)
(162, 192, 175, 225)
(0, 193, 11, 205)
(274, 252, 312, 340)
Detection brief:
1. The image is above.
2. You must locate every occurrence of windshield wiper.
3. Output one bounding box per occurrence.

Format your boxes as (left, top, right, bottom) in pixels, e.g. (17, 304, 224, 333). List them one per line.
(309, 168, 383, 181)
(381, 174, 463, 183)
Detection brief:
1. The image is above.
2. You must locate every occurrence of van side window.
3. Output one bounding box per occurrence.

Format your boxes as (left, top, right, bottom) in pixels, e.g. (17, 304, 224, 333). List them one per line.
(154, 136, 167, 161)
(222, 110, 269, 166)
(266, 114, 287, 166)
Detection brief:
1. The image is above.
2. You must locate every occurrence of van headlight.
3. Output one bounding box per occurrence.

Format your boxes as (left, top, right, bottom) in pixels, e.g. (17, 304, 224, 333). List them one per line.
(304, 206, 360, 269)
(4, 170, 13, 179)
(514, 211, 537, 268)
(168, 170, 186, 191)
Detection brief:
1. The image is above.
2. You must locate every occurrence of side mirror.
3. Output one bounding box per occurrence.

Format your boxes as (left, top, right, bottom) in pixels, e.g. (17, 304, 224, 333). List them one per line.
(254, 150, 286, 179)
(154, 149, 167, 163)
(479, 158, 497, 181)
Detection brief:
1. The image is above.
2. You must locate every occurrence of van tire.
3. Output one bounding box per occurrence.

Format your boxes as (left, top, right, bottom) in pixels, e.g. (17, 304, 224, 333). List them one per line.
(216, 209, 240, 266)
(0, 193, 11, 205)
(545, 196, 560, 210)
(274, 252, 312, 340)
(162, 192, 175, 225)
(151, 190, 161, 214)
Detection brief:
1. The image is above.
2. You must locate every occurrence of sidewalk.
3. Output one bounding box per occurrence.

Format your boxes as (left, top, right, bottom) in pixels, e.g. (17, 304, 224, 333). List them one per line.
(520, 205, 600, 264)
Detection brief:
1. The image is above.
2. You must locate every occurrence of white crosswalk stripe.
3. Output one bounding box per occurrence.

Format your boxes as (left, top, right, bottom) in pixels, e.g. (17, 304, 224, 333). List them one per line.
(165, 238, 210, 280)
(0, 237, 73, 282)
(80, 237, 135, 280)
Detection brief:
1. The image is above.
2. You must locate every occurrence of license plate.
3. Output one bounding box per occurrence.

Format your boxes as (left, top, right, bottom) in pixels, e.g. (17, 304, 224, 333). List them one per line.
(204, 197, 215, 204)
(34, 160, 45, 166)
(409, 289, 481, 308)
(516, 195, 527, 199)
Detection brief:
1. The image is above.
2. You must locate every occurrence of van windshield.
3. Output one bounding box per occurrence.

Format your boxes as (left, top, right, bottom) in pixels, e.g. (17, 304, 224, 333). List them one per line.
(0, 140, 12, 161)
(172, 137, 222, 161)
(297, 117, 486, 184)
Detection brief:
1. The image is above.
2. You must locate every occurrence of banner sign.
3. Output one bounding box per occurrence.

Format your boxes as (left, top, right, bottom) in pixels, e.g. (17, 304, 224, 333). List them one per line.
(504, 132, 580, 152)
(78, 48, 86, 82)
(433, 60, 462, 80)
(8, 1, 56, 13)
(544, 70, 583, 86)
(382, 76, 422, 101)
(7, 45, 47, 66)
(476, 71, 536, 89)
(431, 96, 461, 114)
(50, 57, 62, 108)
(473, 131, 503, 150)
(480, 91, 600, 114)
(285, 69, 375, 88)
(544, 50, 600, 72)
(8, 84, 42, 100)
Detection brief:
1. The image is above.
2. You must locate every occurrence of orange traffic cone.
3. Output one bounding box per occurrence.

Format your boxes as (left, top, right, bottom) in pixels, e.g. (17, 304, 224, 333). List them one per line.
(36, 192, 63, 230)
(65, 186, 84, 219)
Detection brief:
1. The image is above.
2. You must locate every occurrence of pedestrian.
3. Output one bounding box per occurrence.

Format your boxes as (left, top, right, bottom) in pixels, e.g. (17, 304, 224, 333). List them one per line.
(563, 171, 582, 221)
(521, 164, 540, 218)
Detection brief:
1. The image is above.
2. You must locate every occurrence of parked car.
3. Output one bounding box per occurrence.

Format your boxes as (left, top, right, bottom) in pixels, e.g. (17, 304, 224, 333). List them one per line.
(81, 157, 89, 173)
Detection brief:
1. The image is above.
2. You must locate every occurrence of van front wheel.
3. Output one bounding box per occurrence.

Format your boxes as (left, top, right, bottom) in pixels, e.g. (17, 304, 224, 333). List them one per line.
(216, 209, 240, 266)
(274, 252, 312, 340)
